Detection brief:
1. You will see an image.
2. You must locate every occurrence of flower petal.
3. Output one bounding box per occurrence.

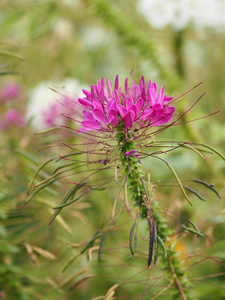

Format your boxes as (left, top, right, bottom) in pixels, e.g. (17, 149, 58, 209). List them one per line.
(135, 97, 143, 114)
(93, 108, 107, 123)
(117, 104, 127, 117)
(123, 111, 135, 128)
(126, 98, 134, 109)
(82, 120, 102, 130)
(83, 110, 94, 121)
(78, 98, 92, 108)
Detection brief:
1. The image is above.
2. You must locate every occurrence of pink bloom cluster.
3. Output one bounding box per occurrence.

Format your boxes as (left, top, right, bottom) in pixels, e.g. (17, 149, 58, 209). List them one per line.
(78, 75, 175, 132)
(124, 150, 140, 157)
(43, 97, 77, 128)
(0, 82, 25, 130)
(0, 82, 21, 102)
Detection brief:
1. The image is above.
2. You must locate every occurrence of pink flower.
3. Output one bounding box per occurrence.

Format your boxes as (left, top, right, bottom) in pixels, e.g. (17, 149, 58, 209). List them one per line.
(0, 82, 21, 102)
(5, 108, 25, 128)
(124, 150, 140, 157)
(43, 96, 77, 128)
(77, 75, 175, 132)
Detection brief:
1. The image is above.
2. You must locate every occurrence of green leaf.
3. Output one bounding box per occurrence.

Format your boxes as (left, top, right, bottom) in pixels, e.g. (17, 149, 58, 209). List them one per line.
(148, 218, 154, 267)
(49, 183, 86, 225)
(27, 157, 57, 195)
(165, 161, 192, 206)
(128, 220, 137, 257)
(193, 179, 221, 199)
(53, 195, 83, 209)
(182, 224, 204, 238)
(154, 225, 158, 265)
(201, 144, 225, 161)
(25, 178, 58, 204)
(0, 70, 19, 76)
(98, 230, 108, 262)
(16, 149, 39, 166)
(183, 186, 206, 202)
(157, 236, 167, 259)
(0, 50, 24, 60)
(62, 252, 80, 273)
(80, 230, 101, 254)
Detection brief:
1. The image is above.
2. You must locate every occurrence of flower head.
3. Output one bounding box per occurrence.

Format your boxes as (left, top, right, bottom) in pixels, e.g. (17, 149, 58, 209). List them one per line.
(0, 82, 21, 102)
(5, 108, 25, 128)
(78, 75, 175, 133)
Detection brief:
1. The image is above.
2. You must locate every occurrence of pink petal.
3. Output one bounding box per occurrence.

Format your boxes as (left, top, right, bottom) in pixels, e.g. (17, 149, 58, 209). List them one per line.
(93, 108, 107, 123)
(82, 120, 102, 130)
(108, 109, 120, 127)
(77, 127, 88, 133)
(83, 110, 94, 121)
(156, 86, 164, 104)
(106, 99, 117, 112)
(164, 96, 173, 103)
(151, 106, 175, 126)
(126, 98, 134, 109)
(123, 111, 135, 128)
(117, 104, 127, 117)
(93, 98, 102, 110)
(128, 105, 137, 119)
(107, 78, 112, 92)
(78, 98, 92, 107)
(82, 89, 91, 99)
(139, 108, 153, 120)
(135, 97, 143, 114)
(114, 74, 119, 90)
(125, 78, 129, 94)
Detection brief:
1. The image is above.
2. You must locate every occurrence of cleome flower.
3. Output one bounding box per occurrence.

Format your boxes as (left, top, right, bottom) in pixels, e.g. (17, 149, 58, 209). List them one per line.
(78, 75, 175, 132)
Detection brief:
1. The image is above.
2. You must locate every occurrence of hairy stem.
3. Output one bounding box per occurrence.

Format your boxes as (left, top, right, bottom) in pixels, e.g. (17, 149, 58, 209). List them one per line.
(117, 130, 193, 299)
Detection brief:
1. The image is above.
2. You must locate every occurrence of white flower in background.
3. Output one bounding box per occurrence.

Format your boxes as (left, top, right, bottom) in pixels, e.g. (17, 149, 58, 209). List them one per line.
(26, 78, 87, 130)
(137, 0, 225, 31)
(53, 18, 74, 41)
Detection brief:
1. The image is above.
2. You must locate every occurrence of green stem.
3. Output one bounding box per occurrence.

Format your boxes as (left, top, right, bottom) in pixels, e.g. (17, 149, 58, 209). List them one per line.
(117, 130, 193, 299)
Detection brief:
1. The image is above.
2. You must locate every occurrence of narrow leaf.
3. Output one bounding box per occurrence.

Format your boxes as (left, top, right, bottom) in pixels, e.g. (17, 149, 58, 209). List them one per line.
(187, 219, 201, 232)
(0, 70, 19, 76)
(59, 268, 89, 288)
(16, 149, 39, 165)
(104, 284, 119, 300)
(53, 195, 83, 209)
(182, 224, 204, 238)
(157, 236, 167, 259)
(183, 186, 206, 202)
(124, 180, 130, 211)
(153, 225, 158, 265)
(165, 161, 192, 206)
(98, 230, 108, 262)
(62, 252, 80, 273)
(47, 209, 72, 234)
(129, 221, 137, 256)
(0, 50, 24, 60)
(112, 176, 126, 221)
(114, 200, 125, 224)
(49, 183, 86, 225)
(89, 186, 106, 191)
(26, 178, 58, 204)
(178, 143, 206, 160)
(193, 179, 221, 199)
(32, 245, 57, 260)
(80, 230, 101, 254)
(34, 170, 66, 188)
(34, 127, 59, 135)
(27, 157, 56, 195)
(148, 218, 154, 267)
(201, 144, 225, 161)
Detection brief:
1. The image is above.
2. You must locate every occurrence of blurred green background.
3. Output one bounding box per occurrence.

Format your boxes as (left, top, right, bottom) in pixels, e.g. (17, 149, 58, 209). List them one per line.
(0, 0, 224, 299)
